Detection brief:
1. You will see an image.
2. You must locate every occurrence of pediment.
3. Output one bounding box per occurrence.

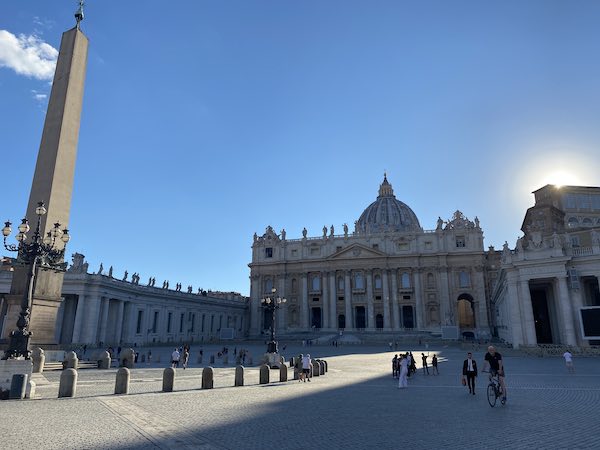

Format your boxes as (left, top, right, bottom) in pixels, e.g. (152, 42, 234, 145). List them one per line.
(327, 243, 387, 260)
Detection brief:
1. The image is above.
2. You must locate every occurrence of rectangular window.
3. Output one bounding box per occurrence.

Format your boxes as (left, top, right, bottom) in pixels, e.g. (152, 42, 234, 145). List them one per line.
(136, 310, 143, 334)
(403, 295, 411, 300)
(167, 312, 172, 333)
(152, 311, 159, 333)
(312, 297, 320, 302)
(459, 271, 471, 288)
(180, 313, 184, 333)
(291, 249, 298, 256)
(577, 194, 591, 209)
(310, 247, 320, 255)
(565, 194, 577, 209)
(571, 236, 581, 247)
(425, 241, 432, 250)
(372, 244, 379, 250)
(456, 236, 466, 248)
(338, 296, 344, 302)
(265, 247, 273, 258)
(398, 243, 409, 251)
(375, 296, 381, 300)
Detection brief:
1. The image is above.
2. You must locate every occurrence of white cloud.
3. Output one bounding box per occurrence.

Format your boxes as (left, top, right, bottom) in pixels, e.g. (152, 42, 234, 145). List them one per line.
(0, 30, 57, 80)
(31, 89, 47, 102)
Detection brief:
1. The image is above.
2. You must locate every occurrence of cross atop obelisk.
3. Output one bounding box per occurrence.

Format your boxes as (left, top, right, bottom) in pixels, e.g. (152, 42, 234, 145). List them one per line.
(3, 3, 89, 345)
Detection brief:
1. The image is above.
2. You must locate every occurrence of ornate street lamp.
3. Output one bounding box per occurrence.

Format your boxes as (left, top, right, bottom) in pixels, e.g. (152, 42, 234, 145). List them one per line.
(2, 201, 70, 359)
(261, 287, 286, 354)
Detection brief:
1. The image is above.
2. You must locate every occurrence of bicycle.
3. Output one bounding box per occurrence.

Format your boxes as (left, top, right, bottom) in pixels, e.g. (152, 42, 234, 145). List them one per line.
(483, 370, 505, 407)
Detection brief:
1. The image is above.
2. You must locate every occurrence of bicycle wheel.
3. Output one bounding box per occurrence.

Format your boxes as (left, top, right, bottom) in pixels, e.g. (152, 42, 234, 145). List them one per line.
(487, 384, 497, 407)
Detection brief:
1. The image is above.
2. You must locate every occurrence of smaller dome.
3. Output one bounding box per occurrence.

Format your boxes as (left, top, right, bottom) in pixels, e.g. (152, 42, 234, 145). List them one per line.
(356, 175, 422, 234)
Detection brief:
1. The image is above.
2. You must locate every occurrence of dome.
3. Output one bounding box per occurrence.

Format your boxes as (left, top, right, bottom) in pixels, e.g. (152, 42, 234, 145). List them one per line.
(356, 175, 422, 234)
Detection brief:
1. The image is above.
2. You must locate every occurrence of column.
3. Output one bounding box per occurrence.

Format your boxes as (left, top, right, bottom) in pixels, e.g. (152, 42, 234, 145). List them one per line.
(519, 280, 537, 346)
(413, 271, 423, 330)
(301, 273, 309, 329)
(278, 276, 286, 332)
(81, 295, 101, 344)
(382, 270, 391, 329)
(250, 276, 261, 335)
(114, 300, 125, 344)
(98, 297, 110, 344)
(366, 270, 375, 330)
(391, 270, 400, 329)
(474, 268, 489, 329)
(71, 295, 86, 343)
(439, 269, 450, 325)
(570, 287, 585, 345)
(344, 271, 353, 330)
(329, 272, 337, 330)
(557, 276, 577, 346)
(507, 277, 524, 347)
(322, 271, 329, 329)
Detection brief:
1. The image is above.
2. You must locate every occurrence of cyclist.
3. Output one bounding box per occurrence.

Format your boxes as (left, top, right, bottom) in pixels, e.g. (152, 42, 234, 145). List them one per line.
(483, 345, 506, 403)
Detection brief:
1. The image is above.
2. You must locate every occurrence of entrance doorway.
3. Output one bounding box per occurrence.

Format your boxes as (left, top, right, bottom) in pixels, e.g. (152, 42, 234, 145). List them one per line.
(355, 306, 366, 328)
(311, 307, 322, 329)
(338, 314, 345, 329)
(531, 288, 554, 344)
(402, 305, 414, 328)
(376, 314, 384, 329)
(457, 294, 475, 328)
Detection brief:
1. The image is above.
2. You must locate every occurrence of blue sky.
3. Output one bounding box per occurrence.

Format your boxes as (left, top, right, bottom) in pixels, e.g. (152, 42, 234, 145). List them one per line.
(2, 1, 600, 296)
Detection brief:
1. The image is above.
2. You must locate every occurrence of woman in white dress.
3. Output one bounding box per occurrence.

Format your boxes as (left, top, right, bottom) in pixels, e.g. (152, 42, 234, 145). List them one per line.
(398, 355, 408, 388)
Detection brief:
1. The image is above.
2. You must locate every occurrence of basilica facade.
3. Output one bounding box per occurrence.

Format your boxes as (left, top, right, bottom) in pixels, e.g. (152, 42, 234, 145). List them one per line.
(249, 176, 491, 337)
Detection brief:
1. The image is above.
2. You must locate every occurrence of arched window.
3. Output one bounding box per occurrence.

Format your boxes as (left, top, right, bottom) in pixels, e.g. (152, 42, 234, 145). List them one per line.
(459, 271, 471, 288)
(427, 273, 435, 288)
(374, 274, 382, 290)
(264, 278, 273, 293)
(311, 275, 320, 291)
(568, 217, 579, 228)
(401, 272, 411, 289)
(583, 218, 593, 226)
(355, 273, 364, 289)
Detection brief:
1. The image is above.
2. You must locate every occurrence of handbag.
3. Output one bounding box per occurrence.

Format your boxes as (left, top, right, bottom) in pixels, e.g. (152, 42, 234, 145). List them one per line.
(461, 377, 466, 386)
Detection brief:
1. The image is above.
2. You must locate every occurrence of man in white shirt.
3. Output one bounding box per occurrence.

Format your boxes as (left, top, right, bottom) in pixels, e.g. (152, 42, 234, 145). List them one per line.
(301, 353, 312, 382)
(563, 350, 574, 373)
(171, 348, 181, 368)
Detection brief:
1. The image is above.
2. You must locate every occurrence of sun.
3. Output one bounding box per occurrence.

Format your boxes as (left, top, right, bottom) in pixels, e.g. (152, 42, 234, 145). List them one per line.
(541, 171, 581, 188)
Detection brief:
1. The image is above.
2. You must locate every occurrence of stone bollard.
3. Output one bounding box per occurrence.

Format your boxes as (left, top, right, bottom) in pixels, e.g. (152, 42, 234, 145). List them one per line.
(162, 367, 175, 392)
(9, 374, 28, 400)
(64, 351, 78, 370)
(259, 364, 270, 384)
(209, 355, 215, 364)
(323, 360, 328, 372)
(120, 348, 135, 369)
(202, 367, 214, 389)
(318, 360, 325, 375)
(32, 347, 45, 373)
(25, 380, 36, 399)
(235, 365, 244, 387)
(279, 364, 288, 382)
(311, 362, 319, 377)
(115, 367, 130, 395)
(98, 351, 111, 370)
(223, 355, 228, 365)
(58, 368, 77, 398)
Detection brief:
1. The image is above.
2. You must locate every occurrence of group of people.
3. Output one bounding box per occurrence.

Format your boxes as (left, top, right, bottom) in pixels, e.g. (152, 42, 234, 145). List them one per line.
(392, 352, 439, 386)
(296, 353, 313, 382)
(171, 345, 191, 369)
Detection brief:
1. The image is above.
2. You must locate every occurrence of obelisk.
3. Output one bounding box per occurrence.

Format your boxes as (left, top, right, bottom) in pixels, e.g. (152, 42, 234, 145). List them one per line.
(2, 5, 88, 346)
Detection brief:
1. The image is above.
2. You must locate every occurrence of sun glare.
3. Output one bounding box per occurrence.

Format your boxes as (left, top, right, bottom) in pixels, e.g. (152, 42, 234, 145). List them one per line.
(541, 171, 581, 188)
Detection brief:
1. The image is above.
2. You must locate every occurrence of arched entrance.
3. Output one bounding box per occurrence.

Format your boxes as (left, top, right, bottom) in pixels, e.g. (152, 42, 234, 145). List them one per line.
(457, 293, 475, 328)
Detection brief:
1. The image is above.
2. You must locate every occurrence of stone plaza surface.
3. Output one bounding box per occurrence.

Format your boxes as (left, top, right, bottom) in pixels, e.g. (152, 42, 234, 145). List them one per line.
(1, 343, 599, 449)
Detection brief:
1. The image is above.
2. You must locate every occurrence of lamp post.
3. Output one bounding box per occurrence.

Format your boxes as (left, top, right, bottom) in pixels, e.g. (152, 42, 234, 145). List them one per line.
(2, 201, 70, 359)
(261, 287, 286, 354)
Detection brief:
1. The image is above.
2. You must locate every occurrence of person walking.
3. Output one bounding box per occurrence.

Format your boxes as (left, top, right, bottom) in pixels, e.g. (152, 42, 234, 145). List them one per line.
(462, 352, 478, 395)
(432, 354, 439, 375)
(171, 348, 180, 368)
(392, 354, 399, 378)
(398, 355, 408, 388)
(182, 348, 190, 369)
(563, 350, 575, 373)
(301, 353, 312, 382)
(421, 353, 430, 375)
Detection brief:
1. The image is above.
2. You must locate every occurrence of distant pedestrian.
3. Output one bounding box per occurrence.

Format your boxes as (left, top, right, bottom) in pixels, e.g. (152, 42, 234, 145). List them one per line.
(392, 354, 399, 378)
(182, 348, 189, 369)
(462, 352, 477, 395)
(409, 352, 417, 375)
(398, 356, 408, 388)
(421, 353, 429, 375)
(563, 350, 575, 373)
(171, 348, 180, 368)
(432, 354, 439, 375)
(301, 353, 312, 382)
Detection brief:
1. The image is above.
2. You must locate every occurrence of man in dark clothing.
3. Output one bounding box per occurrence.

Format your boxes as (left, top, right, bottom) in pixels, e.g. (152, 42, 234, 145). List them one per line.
(462, 352, 478, 394)
(421, 353, 429, 375)
(483, 346, 506, 402)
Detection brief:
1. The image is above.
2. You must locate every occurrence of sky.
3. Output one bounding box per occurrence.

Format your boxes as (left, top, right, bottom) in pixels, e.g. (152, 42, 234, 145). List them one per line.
(2, 1, 600, 296)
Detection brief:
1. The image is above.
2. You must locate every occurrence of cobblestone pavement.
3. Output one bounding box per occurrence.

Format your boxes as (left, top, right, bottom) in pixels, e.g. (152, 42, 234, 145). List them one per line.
(2, 344, 600, 450)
